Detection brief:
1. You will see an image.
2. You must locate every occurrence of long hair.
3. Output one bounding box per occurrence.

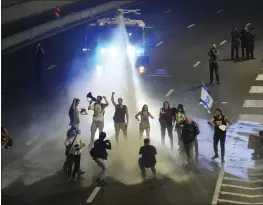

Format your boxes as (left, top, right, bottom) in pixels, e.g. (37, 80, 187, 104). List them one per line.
(141, 104, 148, 112)
(177, 104, 186, 114)
(215, 108, 225, 119)
(163, 101, 170, 108)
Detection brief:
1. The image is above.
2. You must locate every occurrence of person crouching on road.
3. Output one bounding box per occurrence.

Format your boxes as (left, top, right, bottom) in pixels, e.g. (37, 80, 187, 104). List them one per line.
(175, 104, 186, 149)
(135, 104, 154, 139)
(64, 129, 86, 182)
(208, 108, 231, 163)
(180, 117, 200, 166)
(111, 92, 129, 143)
(90, 132, 111, 186)
(138, 138, 157, 180)
(63, 128, 85, 177)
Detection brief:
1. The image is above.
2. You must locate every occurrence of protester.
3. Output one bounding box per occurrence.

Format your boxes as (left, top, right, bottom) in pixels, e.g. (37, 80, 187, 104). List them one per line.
(175, 104, 186, 148)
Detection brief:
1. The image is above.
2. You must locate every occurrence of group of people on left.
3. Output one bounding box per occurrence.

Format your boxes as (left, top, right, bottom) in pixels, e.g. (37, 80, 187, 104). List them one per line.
(63, 92, 203, 184)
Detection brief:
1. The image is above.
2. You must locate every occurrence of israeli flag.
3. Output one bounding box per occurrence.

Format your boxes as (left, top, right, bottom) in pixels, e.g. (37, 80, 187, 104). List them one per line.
(200, 82, 213, 113)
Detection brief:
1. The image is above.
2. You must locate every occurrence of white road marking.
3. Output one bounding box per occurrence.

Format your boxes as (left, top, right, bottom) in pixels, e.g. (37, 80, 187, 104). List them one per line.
(187, 24, 195, 29)
(218, 199, 261, 204)
(164, 9, 172, 14)
(222, 184, 263, 190)
(238, 114, 263, 124)
(256, 74, 263, 81)
(86, 187, 101, 203)
(25, 141, 32, 146)
(193, 61, 201, 67)
(155, 41, 163, 47)
(220, 191, 263, 198)
(219, 40, 227, 45)
(243, 100, 263, 108)
(211, 164, 225, 205)
(246, 23, 251, 26)
(249, 86, 263, 93)
(165, 89, 174, 97)
(45, 64, 56, 71)
(224, 177, 263, 183)
(216, 9, 224, 14)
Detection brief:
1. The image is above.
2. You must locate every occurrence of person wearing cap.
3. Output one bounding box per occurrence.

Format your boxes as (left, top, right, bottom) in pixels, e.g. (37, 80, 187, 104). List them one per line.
(64, 129, 86, 181)
(208, 44, 220, 85)
(138, 138, 157, 180)
(90, 132, 111, 185)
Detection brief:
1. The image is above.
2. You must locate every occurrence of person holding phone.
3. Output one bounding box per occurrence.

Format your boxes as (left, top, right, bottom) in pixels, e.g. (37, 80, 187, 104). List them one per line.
(111, 92, 129, 143)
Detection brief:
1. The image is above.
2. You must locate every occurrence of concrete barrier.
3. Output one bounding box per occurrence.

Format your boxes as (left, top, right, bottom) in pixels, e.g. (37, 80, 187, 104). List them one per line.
(2, 1, 136, 51)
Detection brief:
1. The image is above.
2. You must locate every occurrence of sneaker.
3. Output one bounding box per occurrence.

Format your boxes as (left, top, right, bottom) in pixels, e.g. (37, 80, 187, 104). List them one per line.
(211, 154, 219, 160)
(221, 157, 225, 163)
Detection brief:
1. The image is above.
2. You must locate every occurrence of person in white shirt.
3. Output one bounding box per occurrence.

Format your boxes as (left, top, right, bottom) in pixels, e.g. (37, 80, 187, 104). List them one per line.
(88, 95, 109, 146)
(64, 129, 86, 181)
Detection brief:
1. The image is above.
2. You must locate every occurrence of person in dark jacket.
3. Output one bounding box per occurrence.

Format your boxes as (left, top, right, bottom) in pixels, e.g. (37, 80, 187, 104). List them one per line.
(231, 26, 240, 60)
(240, 26, 249, 59)
(159, 101, 176, 150)
(90, 132, 111, 185)
(180, 117, 200, 165)
(247, 27, 255, 59)
(208, 44, 220, 84)
(138, 138, 157, 180)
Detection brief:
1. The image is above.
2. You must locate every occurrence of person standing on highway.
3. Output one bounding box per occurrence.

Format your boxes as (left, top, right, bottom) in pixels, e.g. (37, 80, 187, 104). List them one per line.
(111, 92, 129, 143)
(138, 138, 157, 180)
(159, 101, 176, 150)
(68, 98, 87, 130)
(247, 26, 255, 59)
(240, 26, 249, 59)
(88, 95, 109, 147)
(208, 108, 231, 163)
(180, 117, 200, 166)
(208, 44, 220, 85)
(35, 44, 45, 87)
(90, 132, 111, 186)
(135, 104, 154, 139)
(175, 104, 186, 149)
(64, 129, 86, 182)
(231, 26, 240, 60)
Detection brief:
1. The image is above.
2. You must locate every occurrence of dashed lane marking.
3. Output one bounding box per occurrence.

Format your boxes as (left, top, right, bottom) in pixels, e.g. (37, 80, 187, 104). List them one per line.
(219, 40, 227, 45)
(187, 24, 195, 29)
(212, 164, 225, 205)
(218, 199, 262, 204)
(45, 64, 56, 71)
(238, 114, 263, 124)
(249, 86, 263, 93)
(221, 184, 263, 190)
(224, 177, 263, 183)
(193, 61, 201, 67)
(86, 187, 101, 203)
(25, 136, 39, 146)
(164, 9, 172, 14)
(155, 41, 163, 47)
(246, 23, 252, 27)
(243, 100, 263, 108)
(165, 89, 174, 97)
(220, 191, 263, 198)
(216, 9, 224, 14)
(256, 74, 263, 81)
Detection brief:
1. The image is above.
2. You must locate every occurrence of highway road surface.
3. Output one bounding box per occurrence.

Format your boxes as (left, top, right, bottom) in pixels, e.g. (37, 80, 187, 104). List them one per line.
(2, 0, 263, 204)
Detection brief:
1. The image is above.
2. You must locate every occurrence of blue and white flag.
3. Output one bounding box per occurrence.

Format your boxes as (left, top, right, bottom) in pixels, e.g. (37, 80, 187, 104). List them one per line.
(200, 82, 213, 113)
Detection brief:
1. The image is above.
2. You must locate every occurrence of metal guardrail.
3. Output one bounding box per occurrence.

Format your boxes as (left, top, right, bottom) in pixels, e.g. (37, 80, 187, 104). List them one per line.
(1, 1, 135, 51)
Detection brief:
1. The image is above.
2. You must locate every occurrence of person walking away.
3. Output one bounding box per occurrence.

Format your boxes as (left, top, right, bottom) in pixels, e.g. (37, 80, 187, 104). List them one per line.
(135, 104, 154, 139)
(175, 104, 186, 149)
(208, 108, 231, 163)
(90, 132, 111, 186)
(208, 44, 220, 85)
(231, 27, 240, 60)
(138, 138, 157, 180)
(159, 101, 176, 150)
(180, 117, 199, 166)
(64, 129, 86, 182)
(111, 92, 129, 143)
(247, 27, 255, 59)
(88, 95, 109, 147)
(240, 26, 249, 60)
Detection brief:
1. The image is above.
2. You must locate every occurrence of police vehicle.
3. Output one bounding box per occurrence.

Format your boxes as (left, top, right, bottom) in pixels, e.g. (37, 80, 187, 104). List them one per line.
(82, 9, 150, 74)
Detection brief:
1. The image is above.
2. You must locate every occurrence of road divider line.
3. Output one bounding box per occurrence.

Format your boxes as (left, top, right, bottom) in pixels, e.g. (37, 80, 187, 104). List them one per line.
(155, 41, 163, 47)
(164, 9, 172, 14)
(165, 89, 174, 97)
(86, 187, 101, 203)
(249, 86, 263, 93)
(243, 100, 263, 108)
(45, 64, 56, 71)
(187, 24, 195, 29)
(256, 74, 263, 81)
(211, 164, 225, 205)
(193, 61, 201, 67)
(220, 40, 227, 45)
(246, 23, 251, 26)
(217, 9, 224, 14)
